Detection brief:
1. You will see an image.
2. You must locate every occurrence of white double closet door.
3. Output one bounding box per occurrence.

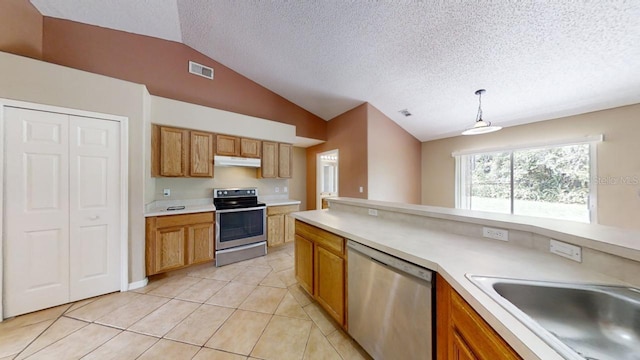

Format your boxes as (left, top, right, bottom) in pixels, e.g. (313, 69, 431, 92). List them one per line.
(4, 107, 121, 317)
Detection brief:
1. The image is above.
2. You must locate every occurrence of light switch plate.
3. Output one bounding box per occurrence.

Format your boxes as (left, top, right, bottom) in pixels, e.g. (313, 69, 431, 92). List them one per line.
(550, 239, 582, 262)
(163, 189, 170, 197)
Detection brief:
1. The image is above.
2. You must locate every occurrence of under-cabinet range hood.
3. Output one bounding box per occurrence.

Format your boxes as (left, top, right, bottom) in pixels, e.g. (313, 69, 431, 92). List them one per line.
(214, 155, 261, 168)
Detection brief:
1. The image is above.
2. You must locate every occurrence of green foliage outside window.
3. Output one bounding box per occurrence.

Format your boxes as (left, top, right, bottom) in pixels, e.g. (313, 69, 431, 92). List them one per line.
(470, 144, 590, 205)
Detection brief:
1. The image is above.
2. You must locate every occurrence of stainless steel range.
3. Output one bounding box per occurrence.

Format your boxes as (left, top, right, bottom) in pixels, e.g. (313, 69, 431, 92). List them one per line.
(214, 188, 267, 266)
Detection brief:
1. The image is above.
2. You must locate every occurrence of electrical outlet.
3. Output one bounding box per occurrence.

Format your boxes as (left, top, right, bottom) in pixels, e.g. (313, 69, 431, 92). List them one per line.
(550, 239, 582, 262)
(482, 227, 509, 241)
(275, 187, 280, 193)
(163, 189, 170, 197)
(359, 186, 364, 193)
(368, 209, 378, 216)
(283, 186, 288, 193)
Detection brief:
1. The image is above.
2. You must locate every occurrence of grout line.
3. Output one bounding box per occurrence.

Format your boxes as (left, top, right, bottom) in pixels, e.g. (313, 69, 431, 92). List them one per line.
(247, 313, 275, 358)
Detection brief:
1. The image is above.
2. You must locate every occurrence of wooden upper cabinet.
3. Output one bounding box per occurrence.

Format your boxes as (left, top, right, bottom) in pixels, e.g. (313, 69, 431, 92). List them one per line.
(190, 131, 214, 177)
(240, 138, 261, 158)
(159, 126, 189, 177)
(259, 141, 292, 179)
(260, 141, 278, 178)
(278, 143, 293, 178)
(151, 124, 214, 178)
(216, 134, 240, 156)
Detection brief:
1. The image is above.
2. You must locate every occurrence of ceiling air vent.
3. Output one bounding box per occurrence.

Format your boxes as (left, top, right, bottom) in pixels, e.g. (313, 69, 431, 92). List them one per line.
(189, 61, 214, 80)
(399, 109, 412, 117)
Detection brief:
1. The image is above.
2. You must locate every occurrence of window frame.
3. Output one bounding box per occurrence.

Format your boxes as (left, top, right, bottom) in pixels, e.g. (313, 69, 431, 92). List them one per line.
(454, 136, 601, 223)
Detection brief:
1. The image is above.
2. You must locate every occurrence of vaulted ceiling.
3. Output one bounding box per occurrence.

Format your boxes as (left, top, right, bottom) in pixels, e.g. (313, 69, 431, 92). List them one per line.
(30, 0, 640, 141)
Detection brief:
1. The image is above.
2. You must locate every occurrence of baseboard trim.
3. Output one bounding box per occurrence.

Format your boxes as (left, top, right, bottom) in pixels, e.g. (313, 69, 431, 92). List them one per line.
(128, 278, 148, 291)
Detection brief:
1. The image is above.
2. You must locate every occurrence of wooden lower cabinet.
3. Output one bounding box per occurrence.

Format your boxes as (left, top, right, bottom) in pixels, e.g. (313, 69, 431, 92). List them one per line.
(154, 226, 187, 273)
(188, 222, 214, 264)
(314, 245, 345, 323)
(294, 234, 314, 294)
(146, 212, 215, 276)
(437, 274, 522, 360)
(267, 214, 284, 247)
(294, 220, 346, 327)
(267, 204, 300, 246)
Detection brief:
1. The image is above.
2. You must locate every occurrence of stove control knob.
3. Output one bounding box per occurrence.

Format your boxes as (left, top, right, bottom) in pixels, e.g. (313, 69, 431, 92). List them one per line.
(246, 190, 250, 194)
(251, 190, 255, 194)
(223, 191, 228, 195)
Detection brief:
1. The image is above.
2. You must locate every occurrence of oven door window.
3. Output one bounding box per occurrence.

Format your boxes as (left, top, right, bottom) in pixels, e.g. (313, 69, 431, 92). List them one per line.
(218, 209, 265, 243)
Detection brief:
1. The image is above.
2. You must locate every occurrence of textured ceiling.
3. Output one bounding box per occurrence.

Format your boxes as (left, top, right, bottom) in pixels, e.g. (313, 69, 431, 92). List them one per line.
(31, 0, 640, 141)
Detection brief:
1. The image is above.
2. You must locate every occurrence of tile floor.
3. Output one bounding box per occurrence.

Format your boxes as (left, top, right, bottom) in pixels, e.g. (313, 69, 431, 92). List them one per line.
(0, 243, 371, 360)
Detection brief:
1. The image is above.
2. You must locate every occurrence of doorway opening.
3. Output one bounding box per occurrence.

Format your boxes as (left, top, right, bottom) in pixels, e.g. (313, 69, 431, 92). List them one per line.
(317, 149, 339, 209)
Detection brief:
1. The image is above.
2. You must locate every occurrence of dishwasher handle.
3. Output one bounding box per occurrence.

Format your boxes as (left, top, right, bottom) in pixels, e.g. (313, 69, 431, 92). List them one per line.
(347, 240, 433, 283)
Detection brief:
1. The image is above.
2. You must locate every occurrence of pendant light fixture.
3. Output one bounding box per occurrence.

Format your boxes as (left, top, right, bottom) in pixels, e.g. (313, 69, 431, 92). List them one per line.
(461, 89, 502, 135)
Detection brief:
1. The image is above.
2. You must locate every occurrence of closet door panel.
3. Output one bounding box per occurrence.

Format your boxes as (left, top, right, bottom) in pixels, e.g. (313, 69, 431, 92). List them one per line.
(69, 116, 121, 301)
(4, 107, 70, 317)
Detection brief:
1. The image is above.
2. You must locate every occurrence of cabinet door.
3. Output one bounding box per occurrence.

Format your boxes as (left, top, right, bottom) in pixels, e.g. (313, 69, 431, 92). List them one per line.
(216, 134, 240, 156)
(295, 235, 314, 295)
(190, 131, 214, 177)
(267, 214, 285, 247)
(188, 222, 214, 264)
(240, 138, 261, 158)
(160, 127, 188, 176)
(278, 143, 293, 178)
(453, 331, 478, 360)
(154, 226, 187, 273)
(437, 273, 522, 360)
(260, 141, 278, 178)
(284, 214, 296, 243)
(314, 245, 345, 325)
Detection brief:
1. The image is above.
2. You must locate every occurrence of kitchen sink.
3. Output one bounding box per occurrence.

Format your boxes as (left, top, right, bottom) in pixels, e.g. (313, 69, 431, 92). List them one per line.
(467, 275, 640, 360)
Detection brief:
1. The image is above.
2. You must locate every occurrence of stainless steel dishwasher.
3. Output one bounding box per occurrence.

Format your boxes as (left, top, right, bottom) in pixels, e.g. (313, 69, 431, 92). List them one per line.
(347, 240, 434, 360)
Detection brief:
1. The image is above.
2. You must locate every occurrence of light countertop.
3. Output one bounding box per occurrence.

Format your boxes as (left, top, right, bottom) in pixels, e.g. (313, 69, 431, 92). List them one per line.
(292, 207, 635, 360)
(144, 204, 216, 217)
(144, 198, 215, 217)
(143, 197, 301, 216)
(261, 198, 301, 207)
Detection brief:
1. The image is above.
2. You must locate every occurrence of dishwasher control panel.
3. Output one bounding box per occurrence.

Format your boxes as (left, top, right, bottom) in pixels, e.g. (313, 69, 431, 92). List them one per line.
(347, 240, 433, 282)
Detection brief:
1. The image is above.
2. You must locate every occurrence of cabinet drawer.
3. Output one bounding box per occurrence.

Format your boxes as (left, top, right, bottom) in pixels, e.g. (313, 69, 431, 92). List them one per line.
(156, 212, 214, 228)
(295, 220, 344, 255)
(267, 204, 299, 216)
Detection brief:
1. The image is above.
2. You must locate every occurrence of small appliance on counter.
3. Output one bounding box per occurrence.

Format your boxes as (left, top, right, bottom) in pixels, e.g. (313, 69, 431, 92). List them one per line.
(213, 188, 267, 266)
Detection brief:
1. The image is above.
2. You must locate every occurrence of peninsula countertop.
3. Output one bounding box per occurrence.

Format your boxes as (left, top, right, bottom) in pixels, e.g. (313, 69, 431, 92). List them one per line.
(292, 208, 634, 360)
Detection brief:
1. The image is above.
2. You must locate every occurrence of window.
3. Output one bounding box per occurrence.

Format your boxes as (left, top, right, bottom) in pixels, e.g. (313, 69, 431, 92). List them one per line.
(455, 138, 599, 223)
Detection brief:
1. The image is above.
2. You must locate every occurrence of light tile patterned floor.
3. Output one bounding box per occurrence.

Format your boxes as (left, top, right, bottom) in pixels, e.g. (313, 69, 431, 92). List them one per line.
(0, 243, 371, 360)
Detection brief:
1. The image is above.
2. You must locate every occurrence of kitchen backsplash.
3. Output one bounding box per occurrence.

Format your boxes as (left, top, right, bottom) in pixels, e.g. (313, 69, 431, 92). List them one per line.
(154, 166, 289, 201)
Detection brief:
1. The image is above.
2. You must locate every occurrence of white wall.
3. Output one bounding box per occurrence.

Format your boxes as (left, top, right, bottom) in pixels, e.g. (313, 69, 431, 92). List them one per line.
(150, 96, 296, 143)
(422, 104, 640, 230)
(0, 51, 148, 284)
(154, 167, 289, 201)
(148, 95, 302, 205)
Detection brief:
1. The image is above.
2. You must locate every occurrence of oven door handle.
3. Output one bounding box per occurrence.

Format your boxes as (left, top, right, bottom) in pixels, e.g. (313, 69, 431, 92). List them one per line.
(215, 221, 220, 245)
(215, 206, 266, 214)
